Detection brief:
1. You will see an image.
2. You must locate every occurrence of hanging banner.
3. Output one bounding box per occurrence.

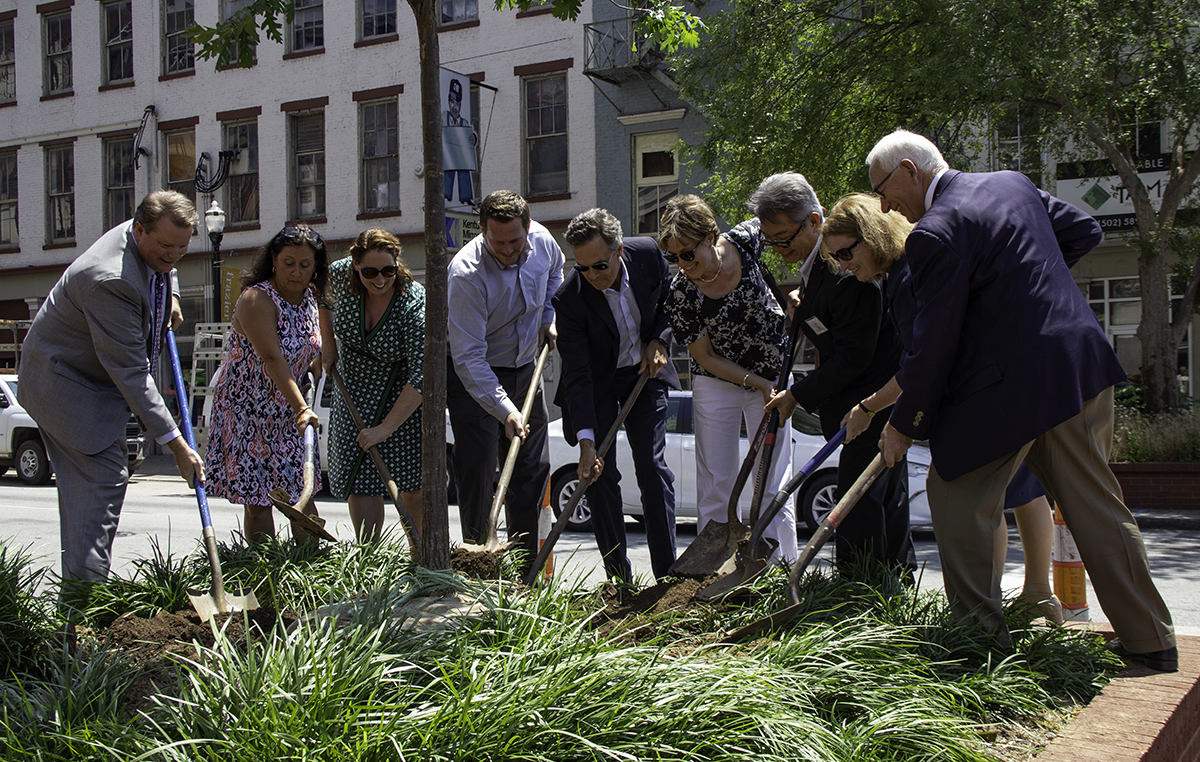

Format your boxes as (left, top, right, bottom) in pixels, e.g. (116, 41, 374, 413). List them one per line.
(221, 266, 242, 323)
(442, 68, 479, 208)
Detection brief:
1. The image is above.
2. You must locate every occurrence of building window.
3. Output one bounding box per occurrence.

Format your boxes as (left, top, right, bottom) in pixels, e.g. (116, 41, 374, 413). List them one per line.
(223, 120, 259, 224)
(523, 73, 568, 197)
(633, 130, 679, 235)
(102, 1, 133, 85)
(220, 0, 256, 65)
(994, 105, 1043, 184)
(1082, 276, 1191, 387)
(0, 151, 16, 247)
(43, 12, 72, 96)
(440, 0, 478, 25)
(361, 0, 397, 40)
(164, 129, 196, 207)
(45, 144, 74, 244)
(292, 112, 325, 219)
(360, 99, 399, 213)
(104, 137, 135, 229)
(290, 0, 323, 52)
(1, 19, 14, 104)
(163, 0, 194, 75)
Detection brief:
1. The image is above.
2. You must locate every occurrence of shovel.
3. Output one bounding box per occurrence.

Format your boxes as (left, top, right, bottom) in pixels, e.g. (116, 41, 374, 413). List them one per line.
(524, 369, 651, 586)
(166, 329, 259, 623)
(459, 344, 551, 555)
(268, 373, 336, 542)
(695, 427, 847, 602)
(326, 364, 422, 550)
(721, 453, 888, 643)
(668, 314, 805, 578)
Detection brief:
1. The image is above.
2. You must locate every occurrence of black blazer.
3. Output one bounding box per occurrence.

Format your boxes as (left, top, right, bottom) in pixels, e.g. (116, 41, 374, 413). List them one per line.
(789, 258, 901, 441)
(552, 236, 681, 446)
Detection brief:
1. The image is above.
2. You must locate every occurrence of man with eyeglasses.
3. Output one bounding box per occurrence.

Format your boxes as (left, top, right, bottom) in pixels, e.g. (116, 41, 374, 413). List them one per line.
(756, 173, 916, 583)
(551, 208, 680, 582)
(865, 129, 1176, 671)
(447, 190, 565, 572)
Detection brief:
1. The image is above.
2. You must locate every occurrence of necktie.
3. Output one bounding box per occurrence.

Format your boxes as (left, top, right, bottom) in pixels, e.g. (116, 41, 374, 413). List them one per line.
(149, 272, 168, 378)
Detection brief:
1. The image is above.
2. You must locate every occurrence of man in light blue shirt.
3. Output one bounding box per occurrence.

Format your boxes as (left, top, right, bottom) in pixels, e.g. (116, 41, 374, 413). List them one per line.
(447, 190, 564, 568)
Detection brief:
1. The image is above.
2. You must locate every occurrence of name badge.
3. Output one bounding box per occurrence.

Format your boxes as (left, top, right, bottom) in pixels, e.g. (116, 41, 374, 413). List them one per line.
(805, 316, 829, 335)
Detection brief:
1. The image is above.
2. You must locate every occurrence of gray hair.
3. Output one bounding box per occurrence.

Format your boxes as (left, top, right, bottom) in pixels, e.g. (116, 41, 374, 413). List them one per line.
(565, 208, 623, 253)
(866, 129, 949, 177)
(747, 172, 822, 224)
(134, 190, 199, 230)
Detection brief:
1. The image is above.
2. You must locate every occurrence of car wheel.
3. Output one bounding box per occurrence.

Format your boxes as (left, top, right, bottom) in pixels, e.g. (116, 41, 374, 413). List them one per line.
(549, 467, 593, 533)
(799, 471, 838, 532)
(16, 440, 52, 485)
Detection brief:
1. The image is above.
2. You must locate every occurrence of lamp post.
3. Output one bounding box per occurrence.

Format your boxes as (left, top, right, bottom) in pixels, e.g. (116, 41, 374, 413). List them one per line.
(204, 200, 226, 323)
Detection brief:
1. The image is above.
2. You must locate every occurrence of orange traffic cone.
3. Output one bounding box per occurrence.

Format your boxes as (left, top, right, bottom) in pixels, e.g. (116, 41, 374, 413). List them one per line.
(1052, 502, 1090, 622)
(538, 477, 554, 582)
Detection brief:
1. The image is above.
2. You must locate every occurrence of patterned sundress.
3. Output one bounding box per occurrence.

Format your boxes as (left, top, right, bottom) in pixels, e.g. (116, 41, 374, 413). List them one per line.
(324, 257, 425, 500)
(204, 280, 323, 505)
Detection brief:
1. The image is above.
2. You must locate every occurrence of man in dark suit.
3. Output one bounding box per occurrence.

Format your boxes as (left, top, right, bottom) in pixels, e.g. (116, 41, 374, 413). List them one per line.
(757, 173, 915, 580)
(553, 208, 680, 581)
(867, 129, 1176, 670)
(19, 190, 206, 610)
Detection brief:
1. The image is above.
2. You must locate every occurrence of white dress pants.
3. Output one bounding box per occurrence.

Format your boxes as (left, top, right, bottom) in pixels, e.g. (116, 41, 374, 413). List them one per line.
(692, 374, 797, 562)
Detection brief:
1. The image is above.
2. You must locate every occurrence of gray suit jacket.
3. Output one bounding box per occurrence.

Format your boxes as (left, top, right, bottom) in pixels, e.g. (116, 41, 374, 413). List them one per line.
(19, 220, 176, 455)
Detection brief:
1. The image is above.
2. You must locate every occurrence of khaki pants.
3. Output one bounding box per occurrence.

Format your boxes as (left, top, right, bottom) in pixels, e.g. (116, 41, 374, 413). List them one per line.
(929, 387, 1174, 652)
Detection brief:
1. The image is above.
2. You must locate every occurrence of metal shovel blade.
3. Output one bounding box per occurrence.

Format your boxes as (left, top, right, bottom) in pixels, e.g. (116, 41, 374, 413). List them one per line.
(269, 487, 337, 542)
(188, 585, 260, 624)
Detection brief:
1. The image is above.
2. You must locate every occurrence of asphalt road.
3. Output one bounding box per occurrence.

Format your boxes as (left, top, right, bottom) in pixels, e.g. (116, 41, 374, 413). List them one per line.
(1, 464, 1197, 636)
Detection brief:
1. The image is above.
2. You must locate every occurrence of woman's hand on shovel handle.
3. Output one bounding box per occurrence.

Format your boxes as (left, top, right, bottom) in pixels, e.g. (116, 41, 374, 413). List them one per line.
(357, 425, 391, 451)
(577, 439, 604, 482)
(295, 407, 319, 436)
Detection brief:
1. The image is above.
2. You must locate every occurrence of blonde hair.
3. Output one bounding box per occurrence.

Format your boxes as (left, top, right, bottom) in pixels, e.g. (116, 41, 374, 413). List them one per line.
(820, 193, 912, 278)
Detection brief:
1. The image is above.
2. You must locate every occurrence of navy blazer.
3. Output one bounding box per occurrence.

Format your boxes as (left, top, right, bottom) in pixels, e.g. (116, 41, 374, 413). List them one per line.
(888, 169, 1125, 480)
(791, 259, 901, 441)
(552, 236, 680, 446)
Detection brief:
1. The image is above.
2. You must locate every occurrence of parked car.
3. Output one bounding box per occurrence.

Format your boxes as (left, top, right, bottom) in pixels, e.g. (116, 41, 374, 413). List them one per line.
(546, 389, 931, 539)
(0, 374, 145, 485)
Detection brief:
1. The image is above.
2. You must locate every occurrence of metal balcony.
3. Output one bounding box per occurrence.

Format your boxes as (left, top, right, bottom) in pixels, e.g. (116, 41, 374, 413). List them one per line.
(583, 17, 665, 85)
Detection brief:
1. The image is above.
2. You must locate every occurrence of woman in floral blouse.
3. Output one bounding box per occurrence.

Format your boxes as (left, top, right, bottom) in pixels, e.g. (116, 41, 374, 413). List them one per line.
(661, 195, 797, 562)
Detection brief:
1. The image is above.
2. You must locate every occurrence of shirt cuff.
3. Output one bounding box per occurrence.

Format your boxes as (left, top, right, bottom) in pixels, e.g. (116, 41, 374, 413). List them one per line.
(156, 427, 182, 446)
(577, 428, 595, 443)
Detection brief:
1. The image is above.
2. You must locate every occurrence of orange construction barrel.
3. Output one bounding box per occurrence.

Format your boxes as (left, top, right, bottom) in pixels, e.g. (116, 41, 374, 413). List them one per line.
(538, 477, 554, 581)
(1052, 502, 1089, 622)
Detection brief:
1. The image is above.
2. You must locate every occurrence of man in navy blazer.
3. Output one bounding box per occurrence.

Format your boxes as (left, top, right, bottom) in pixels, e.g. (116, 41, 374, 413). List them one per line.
(553, 208, 680, 581)
(867, 129, 1175, 671)
(19, 190, 206, 611)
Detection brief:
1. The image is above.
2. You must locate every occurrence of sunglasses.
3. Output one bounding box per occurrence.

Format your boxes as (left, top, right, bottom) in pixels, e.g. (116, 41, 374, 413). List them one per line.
(832, 238, 862, 262)
(278, 226, 323, 245)
(359, 265, 399, 279)
(758, 224, 803, 249)
(573, 260, 612, 273)
(663, 238, 704, 264)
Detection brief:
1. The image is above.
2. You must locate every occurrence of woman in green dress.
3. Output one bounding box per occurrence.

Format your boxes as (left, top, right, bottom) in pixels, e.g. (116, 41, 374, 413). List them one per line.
(320, 229, 424, 541)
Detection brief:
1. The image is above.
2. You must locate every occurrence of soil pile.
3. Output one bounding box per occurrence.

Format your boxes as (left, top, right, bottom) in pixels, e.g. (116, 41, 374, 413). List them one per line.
(450, 546, 506, 578)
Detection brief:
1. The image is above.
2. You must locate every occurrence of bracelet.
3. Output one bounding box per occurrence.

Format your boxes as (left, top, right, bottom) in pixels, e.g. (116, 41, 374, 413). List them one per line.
(741, 372, 750, 387)
(857, 401, 875, 419)
(294, 405, 312, 421)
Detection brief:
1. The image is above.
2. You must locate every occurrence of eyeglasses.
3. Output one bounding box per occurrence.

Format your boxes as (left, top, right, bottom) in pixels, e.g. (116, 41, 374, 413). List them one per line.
(758, 224, 803, 249)
(278, 226, 323, 245)
(359, 265, 398, 279)
(663, 239, 704, 264)
(832, 238, 862, 262)
(873, 165, 901, 198)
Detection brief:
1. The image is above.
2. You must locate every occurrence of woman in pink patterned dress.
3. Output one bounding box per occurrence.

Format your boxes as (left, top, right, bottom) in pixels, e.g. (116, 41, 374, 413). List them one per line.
(205, 225, 327, 541)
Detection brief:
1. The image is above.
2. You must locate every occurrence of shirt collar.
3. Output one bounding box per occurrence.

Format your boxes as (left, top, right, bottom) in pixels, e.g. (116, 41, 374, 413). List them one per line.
(923, 168, 949, 213)
(799, 233, 822, 282)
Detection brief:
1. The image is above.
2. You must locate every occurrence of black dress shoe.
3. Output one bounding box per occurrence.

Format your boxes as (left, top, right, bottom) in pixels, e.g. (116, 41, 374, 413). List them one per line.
(1107, 640, 1179, 672)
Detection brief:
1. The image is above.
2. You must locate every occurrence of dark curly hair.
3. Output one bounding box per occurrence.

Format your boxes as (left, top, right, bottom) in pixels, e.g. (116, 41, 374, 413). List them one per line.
(241, 224, 328, 302)
(347, 229, 412, 297)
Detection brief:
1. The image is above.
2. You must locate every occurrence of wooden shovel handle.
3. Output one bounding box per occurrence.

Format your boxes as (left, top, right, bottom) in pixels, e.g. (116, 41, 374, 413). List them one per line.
(486, 344, 552, 544)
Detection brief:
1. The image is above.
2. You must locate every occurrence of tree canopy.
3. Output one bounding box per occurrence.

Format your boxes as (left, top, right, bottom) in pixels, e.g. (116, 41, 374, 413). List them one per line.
(676, 0, 1200, 412)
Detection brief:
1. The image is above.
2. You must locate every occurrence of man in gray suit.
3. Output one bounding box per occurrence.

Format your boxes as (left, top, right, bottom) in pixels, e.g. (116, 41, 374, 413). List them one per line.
(19, 190, 206, 608)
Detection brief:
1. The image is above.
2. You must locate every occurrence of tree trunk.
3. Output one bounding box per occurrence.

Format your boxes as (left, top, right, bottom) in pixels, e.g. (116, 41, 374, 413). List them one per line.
(1136, 241, 1180, 415)
(410, 0, 451, 570)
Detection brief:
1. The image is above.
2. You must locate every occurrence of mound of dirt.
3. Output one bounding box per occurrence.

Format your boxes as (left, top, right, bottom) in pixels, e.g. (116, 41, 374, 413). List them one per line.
(450, 546, 506, 579)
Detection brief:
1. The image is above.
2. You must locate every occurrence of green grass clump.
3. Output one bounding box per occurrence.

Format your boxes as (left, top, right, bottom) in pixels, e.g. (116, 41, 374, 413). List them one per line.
(0, 533, 1125, 761)
(1113, 405, 1200, 462)
(0, 542, 55, 676)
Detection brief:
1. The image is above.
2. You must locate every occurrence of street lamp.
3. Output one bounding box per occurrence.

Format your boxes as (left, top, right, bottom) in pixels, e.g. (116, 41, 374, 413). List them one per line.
(204, 200, 226, 323)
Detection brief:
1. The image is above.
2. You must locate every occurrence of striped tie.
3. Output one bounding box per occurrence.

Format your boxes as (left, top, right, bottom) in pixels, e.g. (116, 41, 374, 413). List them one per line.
(149, 272, 168, 378)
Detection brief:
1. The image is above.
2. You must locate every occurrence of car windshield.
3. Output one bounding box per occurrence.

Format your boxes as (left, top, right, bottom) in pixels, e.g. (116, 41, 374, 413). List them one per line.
(5, 379, 14, 395)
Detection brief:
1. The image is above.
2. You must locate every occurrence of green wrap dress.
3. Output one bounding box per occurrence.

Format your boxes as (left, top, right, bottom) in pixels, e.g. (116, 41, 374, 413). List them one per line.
(324, 257, 425, 500)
